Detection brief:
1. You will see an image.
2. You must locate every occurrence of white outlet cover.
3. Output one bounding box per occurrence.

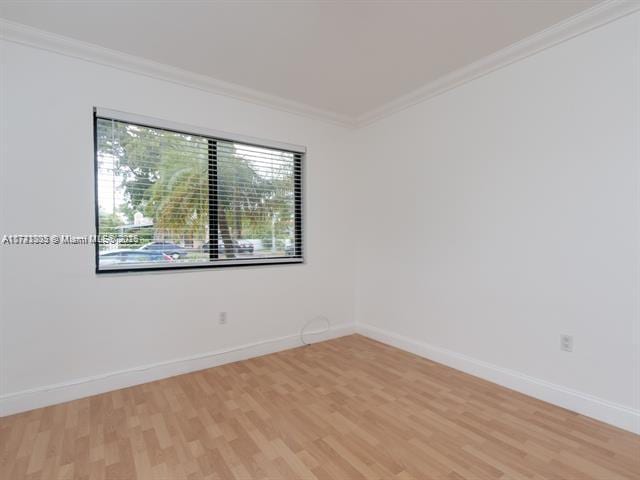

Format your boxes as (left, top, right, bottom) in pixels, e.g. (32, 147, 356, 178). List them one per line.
(560, 335, 573, 352)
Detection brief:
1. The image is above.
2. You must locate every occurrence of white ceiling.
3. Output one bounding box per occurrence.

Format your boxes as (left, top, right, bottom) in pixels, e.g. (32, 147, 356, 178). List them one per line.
(0, 0, 601, 119)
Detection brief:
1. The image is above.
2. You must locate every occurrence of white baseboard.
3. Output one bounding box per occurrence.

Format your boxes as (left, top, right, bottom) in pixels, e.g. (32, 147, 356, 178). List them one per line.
(357, 323, 640, 434)
(5, 323, 637, 434)
(0, 324, 355, 417)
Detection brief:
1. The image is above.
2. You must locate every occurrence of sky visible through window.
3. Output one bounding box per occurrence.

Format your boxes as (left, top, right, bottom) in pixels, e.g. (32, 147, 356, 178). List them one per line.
(96, 118, 299, 269)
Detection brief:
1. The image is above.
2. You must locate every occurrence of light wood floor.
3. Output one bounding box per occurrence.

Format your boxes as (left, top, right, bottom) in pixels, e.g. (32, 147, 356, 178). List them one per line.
(1, 335, 638, 480)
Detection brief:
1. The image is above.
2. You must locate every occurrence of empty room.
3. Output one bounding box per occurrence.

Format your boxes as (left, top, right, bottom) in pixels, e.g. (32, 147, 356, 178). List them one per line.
(0, 0, 639, 479)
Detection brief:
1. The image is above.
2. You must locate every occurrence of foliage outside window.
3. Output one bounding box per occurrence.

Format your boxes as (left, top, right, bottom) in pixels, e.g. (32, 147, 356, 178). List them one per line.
(95, 114, 303, 272)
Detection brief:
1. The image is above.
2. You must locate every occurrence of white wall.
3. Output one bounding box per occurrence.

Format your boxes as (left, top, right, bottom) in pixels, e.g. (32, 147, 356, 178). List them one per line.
(1, 11, 638, 433)
(354, 13, 640, 431)
(0, 40, 357, 413)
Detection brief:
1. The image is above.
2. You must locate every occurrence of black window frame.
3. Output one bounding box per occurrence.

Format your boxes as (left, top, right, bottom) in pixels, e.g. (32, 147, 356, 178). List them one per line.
(93, 110, 305, 274)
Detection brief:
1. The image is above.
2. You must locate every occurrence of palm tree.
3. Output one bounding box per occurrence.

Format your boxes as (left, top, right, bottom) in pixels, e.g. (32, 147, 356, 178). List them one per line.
(98, 121, 293, 258)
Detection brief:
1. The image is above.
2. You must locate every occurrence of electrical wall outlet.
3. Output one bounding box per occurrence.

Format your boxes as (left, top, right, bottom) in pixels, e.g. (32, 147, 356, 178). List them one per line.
(219, 312, 227, 325)
(560, 334, 573, 352)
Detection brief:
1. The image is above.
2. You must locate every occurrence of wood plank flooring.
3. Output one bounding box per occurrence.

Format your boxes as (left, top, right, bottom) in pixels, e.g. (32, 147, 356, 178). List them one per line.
(1, 334, 638, 479)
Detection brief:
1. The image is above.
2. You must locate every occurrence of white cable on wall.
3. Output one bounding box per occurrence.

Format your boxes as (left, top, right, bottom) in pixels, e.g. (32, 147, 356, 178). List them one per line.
(300, 316, 331, 346)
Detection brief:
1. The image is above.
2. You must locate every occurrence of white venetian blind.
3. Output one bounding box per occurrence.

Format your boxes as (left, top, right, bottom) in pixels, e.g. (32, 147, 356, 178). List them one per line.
(95, 111, 303, 272)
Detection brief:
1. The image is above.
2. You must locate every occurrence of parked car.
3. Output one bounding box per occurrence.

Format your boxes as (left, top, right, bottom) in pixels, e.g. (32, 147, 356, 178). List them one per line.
(201, 241, 223, 256)
(99, 249, 174, 266)
(201, 239, 254, 255)
(139, 241, 187, 259)
(236, 240, 254, 253)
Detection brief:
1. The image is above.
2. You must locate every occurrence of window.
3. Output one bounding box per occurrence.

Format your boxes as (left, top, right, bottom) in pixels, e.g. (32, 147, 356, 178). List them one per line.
(94, 109, 304, 272)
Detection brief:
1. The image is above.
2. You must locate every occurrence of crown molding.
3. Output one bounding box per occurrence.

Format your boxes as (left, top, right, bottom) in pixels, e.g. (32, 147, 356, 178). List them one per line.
(1, 0, 637, 130)
(0, 18, 356, 128)
(356, 0, 640, 127)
